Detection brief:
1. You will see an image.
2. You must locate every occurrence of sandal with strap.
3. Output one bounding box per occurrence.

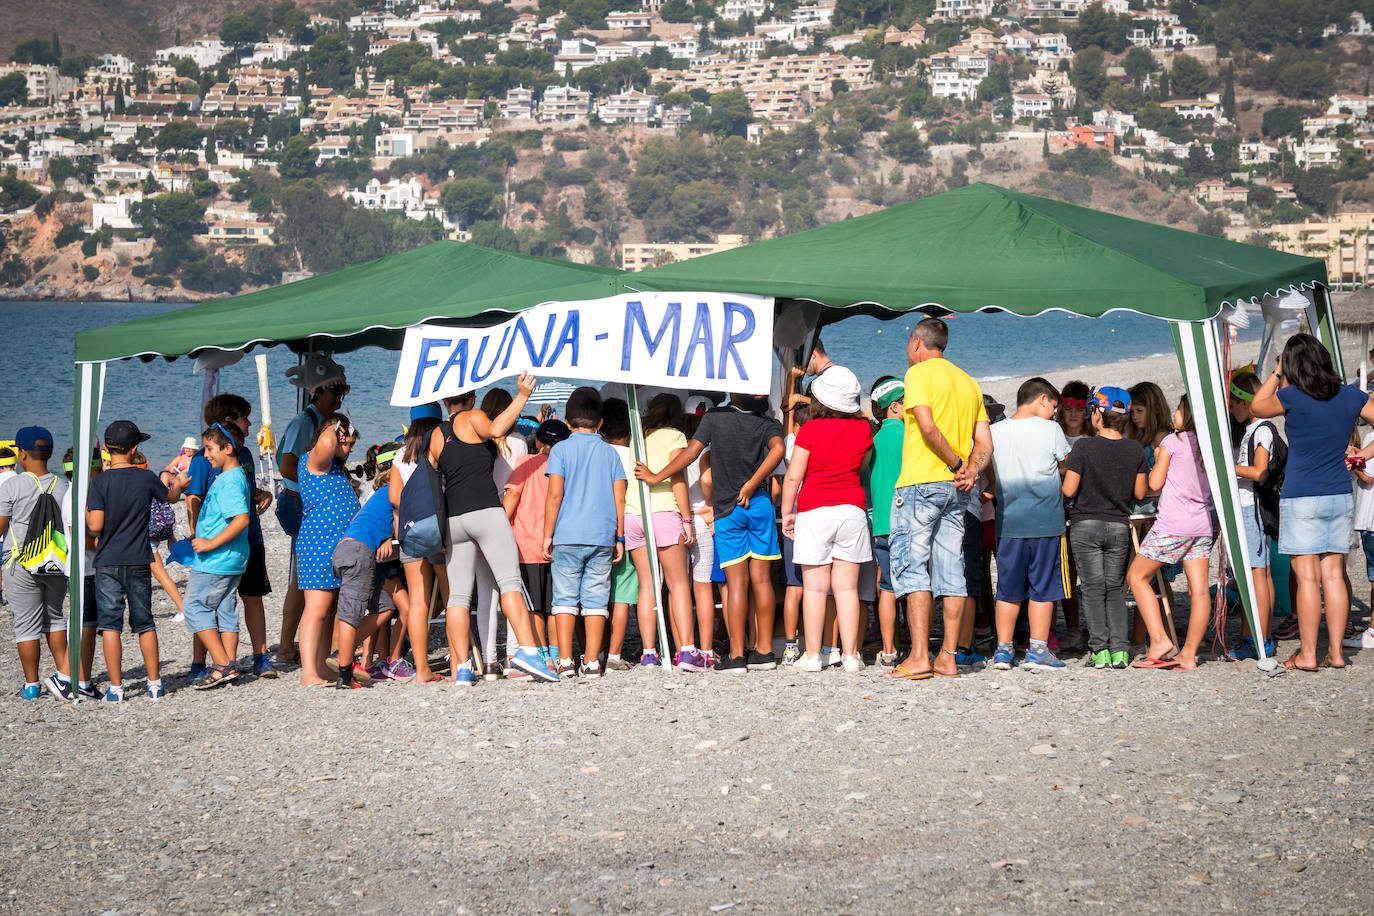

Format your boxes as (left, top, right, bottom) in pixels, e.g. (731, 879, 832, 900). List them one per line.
(1281, 653, 1317, 673)
(193, 663, 239, 690)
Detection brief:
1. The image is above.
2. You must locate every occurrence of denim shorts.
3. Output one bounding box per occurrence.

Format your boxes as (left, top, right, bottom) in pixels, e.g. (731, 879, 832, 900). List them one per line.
(1278, 493, 1353, 556)
(551, 543, 613, 616)
(95, 565, 155, 634)
(1361, 530, 1374, 581)
(889, 482, 970, 599)
(275, 488, 303, 539)
(182, 570, 242, 635)
(872, 535, 893, 594)
(1241, 503, 1270, 569)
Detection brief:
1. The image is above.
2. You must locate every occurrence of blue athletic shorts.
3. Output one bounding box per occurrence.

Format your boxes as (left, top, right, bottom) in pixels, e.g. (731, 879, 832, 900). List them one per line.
(994, 535, 1068, 604)
(713, 496, 781, 568)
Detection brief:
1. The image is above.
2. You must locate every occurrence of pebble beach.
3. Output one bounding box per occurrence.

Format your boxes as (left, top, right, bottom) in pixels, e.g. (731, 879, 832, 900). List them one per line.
(4, 337, 1373, 913)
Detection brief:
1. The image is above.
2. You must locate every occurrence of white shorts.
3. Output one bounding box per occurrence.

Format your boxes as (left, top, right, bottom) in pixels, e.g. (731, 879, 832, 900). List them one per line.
(792, 505, 873, 566)
(690, 515, 714, 583)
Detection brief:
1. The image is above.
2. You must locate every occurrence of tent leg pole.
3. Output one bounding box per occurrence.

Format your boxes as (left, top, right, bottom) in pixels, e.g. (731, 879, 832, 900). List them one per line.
(626, 384, 673, 672)
(69, 362, 106, 703)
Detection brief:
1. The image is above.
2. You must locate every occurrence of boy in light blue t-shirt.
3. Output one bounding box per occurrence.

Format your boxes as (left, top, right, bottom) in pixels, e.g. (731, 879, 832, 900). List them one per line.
(543, 387, 625, 679)
(185, 425, 252, 690)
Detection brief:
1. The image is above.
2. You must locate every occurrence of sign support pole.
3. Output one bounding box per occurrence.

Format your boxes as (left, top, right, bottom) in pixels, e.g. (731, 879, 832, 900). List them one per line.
(626, 383, 674, 672)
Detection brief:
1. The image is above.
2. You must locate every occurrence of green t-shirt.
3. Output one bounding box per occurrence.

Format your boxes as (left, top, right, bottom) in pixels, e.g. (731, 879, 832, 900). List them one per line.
(864, 418, 904, 536)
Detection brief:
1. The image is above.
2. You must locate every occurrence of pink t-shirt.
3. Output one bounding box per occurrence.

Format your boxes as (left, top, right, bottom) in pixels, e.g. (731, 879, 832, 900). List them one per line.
(504, 453, 550, 564)
(1153, 432, 1213, 538)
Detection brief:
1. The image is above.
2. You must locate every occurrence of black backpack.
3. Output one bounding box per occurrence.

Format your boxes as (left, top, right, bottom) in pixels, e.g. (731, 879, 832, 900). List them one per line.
(1247, 420, 1287, 542)
(12, 473, 68, 576)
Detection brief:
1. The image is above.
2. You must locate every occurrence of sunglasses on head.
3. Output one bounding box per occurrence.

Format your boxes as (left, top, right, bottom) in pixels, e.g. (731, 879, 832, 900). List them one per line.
(213, 422, 239, 445)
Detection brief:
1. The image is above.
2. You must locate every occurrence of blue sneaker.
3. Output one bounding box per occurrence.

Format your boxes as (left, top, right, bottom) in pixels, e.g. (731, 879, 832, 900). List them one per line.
(253, 654, 279, 679)
(954, 646, 986, 666)
(1262, 639, 1277, 657)
(1227, 637, 1258, 661)
(147, 682, 166, 700)
(510, 647, 558, 683)
(1022, 646, 1066, 670)
(188, 663, 207, 682)
(18, 684, 41, 701)
(102, 688, 124, 703)
(991, 646, 1016, 670)
(452, 665, 476, 687)
(43, 674, 72, 701)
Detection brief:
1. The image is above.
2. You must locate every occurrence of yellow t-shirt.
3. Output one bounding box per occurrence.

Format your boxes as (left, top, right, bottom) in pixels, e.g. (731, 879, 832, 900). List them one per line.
(644, 427, 689, 514)
(896, 357, 988, 487)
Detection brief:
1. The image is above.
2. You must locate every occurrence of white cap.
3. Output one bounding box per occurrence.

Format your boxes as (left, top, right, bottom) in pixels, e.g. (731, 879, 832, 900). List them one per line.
(684, 394, 716, 415)
(810, 365, 861, 414)
(181, 437, 198, 451)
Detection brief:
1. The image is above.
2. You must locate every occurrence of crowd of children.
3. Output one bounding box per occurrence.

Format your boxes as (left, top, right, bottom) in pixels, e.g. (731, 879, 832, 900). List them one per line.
(9, 328, 1374, 698)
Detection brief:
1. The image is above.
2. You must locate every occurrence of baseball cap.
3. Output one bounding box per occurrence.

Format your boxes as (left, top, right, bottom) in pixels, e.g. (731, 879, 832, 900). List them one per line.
(15, 426, 54, 451)
(535, 419, 571, 445)
(871, 377, 905, 410)
(410, 403, 443, 422)
(1092, 386, 1132, 414)
(982, 394, 1006, 423)
(104, 420, 151, 449)
(684, 394, 715, 415)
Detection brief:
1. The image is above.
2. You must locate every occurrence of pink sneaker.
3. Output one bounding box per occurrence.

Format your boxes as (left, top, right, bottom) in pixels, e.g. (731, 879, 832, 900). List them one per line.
(674, 649, 707, 672)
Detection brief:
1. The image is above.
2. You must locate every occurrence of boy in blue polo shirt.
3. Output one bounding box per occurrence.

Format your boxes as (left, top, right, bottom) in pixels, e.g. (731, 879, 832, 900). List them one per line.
(637, 393, 785, 673)
(543, 387, 626, 678)
(989, 377, 1070, 671)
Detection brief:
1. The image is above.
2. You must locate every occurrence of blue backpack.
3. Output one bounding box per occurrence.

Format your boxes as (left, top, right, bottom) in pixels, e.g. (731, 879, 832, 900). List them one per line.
(397, 450, 447, 559)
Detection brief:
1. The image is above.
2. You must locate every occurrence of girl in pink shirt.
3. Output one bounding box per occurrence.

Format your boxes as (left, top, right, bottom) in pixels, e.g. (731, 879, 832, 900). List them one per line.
(1127, 395, 1216, 670)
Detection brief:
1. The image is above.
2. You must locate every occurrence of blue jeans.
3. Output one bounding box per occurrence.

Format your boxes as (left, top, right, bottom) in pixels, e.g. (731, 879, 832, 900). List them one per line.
(550, 544, 613, 616)
(95, 565, 154, 634)
(183, 570, 243, 635)
(889, 482, 970, 599)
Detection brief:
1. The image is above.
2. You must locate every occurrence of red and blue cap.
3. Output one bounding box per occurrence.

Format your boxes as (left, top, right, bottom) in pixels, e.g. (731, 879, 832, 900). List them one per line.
(1091, 387, 1132, 414)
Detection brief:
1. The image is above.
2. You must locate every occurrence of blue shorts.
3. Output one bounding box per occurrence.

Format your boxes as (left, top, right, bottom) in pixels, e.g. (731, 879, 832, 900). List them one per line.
(961, 515, 983, 599)
(994, 535, 1068, 604)
(183, 570, 242, 635)
(872, 534, 893, 594)
(713, 497, 780, 568)
(1242, 504, 1270, 569)
(1362, 530, 1374, 581)
(889, 482, 969, 599)
(1279, 493, 1353, 556)
(550, 543, 612, 617)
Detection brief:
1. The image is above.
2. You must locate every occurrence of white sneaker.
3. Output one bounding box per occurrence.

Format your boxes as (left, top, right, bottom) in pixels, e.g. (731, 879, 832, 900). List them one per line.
(172, 612, 184, 622)
(1342, 627, 1374, 649)
(841, 654, 865, 673)
(876, 651, 897, 669)
(822, 648, 842, 668)
(794, 653, 824, 672)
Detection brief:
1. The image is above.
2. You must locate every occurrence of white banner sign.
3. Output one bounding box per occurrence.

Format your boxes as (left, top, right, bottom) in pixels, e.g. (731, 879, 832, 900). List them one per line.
(391, 292, 775, 406)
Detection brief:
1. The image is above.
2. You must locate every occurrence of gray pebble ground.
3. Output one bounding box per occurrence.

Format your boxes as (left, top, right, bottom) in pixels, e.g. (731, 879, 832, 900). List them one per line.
(3, 519, 1371, 914)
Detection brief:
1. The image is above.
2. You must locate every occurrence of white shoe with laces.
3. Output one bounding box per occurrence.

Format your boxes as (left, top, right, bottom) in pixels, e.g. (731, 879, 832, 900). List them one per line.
(1342, 627, 1374, 649)
(794, 653, 824, 672)
(841, 654, 865, 673)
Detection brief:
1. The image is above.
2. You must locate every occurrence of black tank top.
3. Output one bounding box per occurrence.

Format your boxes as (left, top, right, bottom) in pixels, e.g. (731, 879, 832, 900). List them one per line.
(437, 421, 501, 516)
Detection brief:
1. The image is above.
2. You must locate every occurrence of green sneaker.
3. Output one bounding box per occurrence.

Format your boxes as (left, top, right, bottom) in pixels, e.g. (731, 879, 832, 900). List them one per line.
(1090, 650, 1110, 669)
(1109, 651, 1129, 669)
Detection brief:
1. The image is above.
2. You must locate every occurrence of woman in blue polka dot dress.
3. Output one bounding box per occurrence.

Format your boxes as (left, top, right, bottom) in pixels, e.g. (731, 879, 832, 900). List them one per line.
(296, 414, 360, 686)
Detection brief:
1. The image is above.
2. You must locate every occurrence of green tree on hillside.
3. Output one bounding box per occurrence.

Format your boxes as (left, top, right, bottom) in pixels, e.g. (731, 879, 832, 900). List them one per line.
(1170, 55, 1210, 98)
(307, 33, 355, 89)
(439, 177, 498, 226)
(0, 72, 27, 106)
(277, 136, 317, 181)
(11, 38, 59, 66)
(1070, 47, 1110, 104)
(1071, 2, 1132, 52)
(1123, 46, 1156, 82)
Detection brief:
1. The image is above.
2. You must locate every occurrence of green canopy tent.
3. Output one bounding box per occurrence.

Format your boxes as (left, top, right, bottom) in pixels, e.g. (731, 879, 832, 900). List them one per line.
(66, 242, 625, 692)
(614, 182, 1333, 667)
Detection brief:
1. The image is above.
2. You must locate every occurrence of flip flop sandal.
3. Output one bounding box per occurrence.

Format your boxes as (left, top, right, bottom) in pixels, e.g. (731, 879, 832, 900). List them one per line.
(933, 669, 961, 678)
(1130, 657, 1179, 669)
(1281, 654, 1318, 672)
(1321, 655, 1349, 669)
(887, 664, 934, 681)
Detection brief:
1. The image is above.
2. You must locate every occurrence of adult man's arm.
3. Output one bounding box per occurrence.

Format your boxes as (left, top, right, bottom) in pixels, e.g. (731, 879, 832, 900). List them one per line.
(955, 420, 992, 491)
(913, 405, 962, 470)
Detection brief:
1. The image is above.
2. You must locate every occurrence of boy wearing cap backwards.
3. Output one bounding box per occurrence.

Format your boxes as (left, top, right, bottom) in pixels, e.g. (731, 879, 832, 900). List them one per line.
(864, 376, 905, 668)
(87, 420, 184, 701)
(0, 428, 76, 700)
(1062, 387, 1148, 668)
(988, 378, 1071, 671)
(184, 394, 276, 679)
(637, 392, 785, 673)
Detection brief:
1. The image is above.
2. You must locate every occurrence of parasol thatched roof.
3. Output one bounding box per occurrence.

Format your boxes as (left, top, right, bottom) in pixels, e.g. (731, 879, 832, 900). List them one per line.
(1334, 287, 1374, 331)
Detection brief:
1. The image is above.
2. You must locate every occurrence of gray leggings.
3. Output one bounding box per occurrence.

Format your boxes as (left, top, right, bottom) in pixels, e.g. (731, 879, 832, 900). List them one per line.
(446, 508, 524, 608)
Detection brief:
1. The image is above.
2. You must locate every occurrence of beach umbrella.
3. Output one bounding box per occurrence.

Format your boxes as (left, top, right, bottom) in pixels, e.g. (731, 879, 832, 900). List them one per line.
(525, 381, 578, 408)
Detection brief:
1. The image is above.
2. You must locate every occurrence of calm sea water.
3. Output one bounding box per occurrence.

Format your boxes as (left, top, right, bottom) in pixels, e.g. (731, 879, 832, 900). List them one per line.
(0, 300, 1254, 467)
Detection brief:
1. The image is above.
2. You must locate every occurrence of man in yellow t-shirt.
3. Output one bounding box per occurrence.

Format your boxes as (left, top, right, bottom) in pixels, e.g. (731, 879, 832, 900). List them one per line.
(888, 318, 993, 679)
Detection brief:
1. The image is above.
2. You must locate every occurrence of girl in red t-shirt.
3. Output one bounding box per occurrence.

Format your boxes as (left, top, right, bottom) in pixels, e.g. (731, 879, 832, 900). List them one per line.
(780, 366, 875, 672)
